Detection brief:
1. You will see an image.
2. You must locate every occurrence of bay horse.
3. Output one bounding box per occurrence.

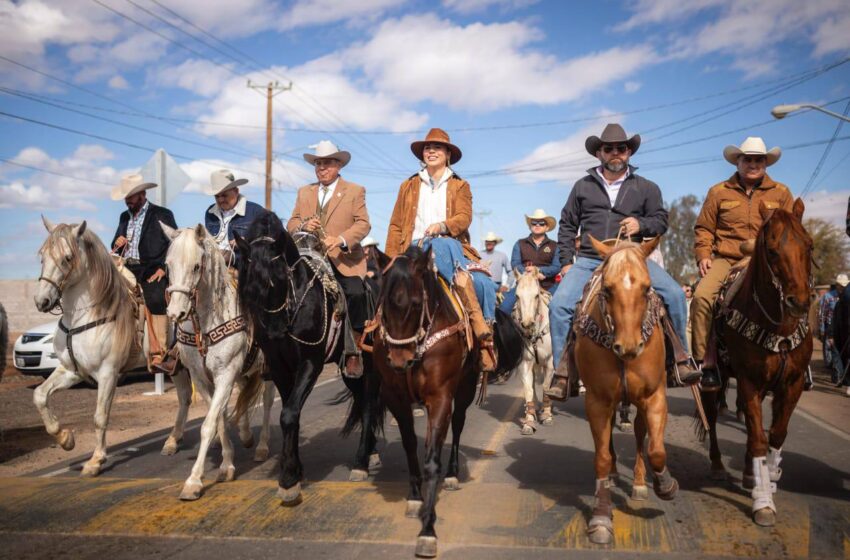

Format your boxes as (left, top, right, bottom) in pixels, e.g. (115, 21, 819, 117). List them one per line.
(373, 246, 523, 558)
(235, 212, 383, 505)
(512, 269, 555, 435)
(159, 223, 274, 500)
(573, 236, 678, 545)
(699, 199, 813, 527)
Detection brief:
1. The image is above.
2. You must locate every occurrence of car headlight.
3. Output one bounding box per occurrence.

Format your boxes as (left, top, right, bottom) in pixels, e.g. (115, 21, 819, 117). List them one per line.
(48, 353, 58, 359)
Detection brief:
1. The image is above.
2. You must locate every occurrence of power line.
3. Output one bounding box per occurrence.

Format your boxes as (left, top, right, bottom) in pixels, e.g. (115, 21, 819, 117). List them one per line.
(0, 157, 116, 186)
(800, 99, 850, 198)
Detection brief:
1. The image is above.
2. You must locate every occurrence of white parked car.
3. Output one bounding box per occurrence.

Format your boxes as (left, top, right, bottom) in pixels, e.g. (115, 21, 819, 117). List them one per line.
(13, 321, 60, 376)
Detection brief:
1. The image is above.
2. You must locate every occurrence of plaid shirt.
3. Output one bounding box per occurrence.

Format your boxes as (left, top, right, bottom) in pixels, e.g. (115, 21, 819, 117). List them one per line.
(818, 288, 840, 338)
(125, 200, 149, 260)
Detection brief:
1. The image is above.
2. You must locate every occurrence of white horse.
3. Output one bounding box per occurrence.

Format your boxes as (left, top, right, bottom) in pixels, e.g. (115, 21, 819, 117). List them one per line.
(512, 270, 555, 435)
(33, 217, 145, 476)
(160, 223, 274, 501)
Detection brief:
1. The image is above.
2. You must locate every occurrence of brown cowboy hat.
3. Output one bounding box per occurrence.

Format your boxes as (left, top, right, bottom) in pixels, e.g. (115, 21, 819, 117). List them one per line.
(585, 123, 641, 156)
(411, 128, 462, 164)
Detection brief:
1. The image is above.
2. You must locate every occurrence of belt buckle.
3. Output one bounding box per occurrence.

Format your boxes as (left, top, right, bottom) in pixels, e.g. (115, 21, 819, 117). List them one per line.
(126, 258, 141, 266)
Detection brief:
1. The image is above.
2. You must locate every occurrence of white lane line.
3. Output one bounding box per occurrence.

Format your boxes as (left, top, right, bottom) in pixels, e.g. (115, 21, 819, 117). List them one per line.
(38, 376, 342, 478)
(793, 406, 850, 443)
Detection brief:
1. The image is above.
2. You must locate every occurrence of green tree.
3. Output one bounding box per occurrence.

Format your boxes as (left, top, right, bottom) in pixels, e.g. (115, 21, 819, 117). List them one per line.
(662, 194, 701, 285)
(803, 218, 850, 286)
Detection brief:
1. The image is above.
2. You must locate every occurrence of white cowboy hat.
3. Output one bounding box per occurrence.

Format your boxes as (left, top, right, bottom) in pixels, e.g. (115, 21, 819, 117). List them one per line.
(836, 273, 849, 288)
(205, 169, 248, 196)
(361, 236, 379, 247)
(482, 231, 503, 244)
(110, 173, 157, 201)
(723, 137, 782, 166)
(524, 209, 556, 232)
(303, 140, 351, 167)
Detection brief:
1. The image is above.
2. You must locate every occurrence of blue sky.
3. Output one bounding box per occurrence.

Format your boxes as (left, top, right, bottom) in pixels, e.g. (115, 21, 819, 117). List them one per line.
(2, 0, 850, 278)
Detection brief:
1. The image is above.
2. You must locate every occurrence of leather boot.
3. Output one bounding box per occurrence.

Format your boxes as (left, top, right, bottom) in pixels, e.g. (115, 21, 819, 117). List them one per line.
(545, 341, 572, 401)
(149, 314, 169, 369)
(455, 271, 497, 373)
(151, 347, 180, 376)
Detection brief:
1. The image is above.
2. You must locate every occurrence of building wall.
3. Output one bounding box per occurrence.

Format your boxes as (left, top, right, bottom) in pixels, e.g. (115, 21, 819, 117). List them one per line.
(0, 280, 56, 334)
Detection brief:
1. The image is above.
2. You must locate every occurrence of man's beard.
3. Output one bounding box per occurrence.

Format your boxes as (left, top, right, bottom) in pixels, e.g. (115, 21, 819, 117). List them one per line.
(603, 159, 626, 173)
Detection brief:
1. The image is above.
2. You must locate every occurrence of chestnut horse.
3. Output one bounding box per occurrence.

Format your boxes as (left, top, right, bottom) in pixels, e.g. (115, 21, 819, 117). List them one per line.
(574, 236, 678, 545)
(699, 199, 813, 527)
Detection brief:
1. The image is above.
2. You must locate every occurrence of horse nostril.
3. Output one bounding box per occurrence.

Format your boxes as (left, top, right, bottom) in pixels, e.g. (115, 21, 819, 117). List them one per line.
(612, 343, 623, 356)
(637, 342, 644, 353)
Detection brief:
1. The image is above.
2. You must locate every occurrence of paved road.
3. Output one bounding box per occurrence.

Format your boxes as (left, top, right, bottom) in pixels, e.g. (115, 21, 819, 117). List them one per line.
(2, 373, 850, 559)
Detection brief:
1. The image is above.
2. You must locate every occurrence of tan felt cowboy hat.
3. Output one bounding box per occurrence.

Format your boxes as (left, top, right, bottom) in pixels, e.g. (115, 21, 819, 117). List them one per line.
(411, 128, 462, 164)
(111, 173, 157, 201)
(585, 123, 641, 156)
(525, 209, 556, 232)
(361, 236, 379, 247)
(723, 136, 782, 166)
(303, 140, 351, 167)
(205, 169, 249, 196)
(483, 231, 503, 244)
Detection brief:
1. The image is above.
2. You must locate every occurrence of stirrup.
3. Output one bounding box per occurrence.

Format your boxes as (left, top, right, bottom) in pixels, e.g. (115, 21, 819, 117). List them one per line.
(544, 374, 570, 402)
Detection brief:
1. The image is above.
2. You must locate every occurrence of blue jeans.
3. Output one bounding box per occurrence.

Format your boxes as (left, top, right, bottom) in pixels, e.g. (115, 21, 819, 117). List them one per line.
(549, 256, 689, 367)
(499, 284, 558, 315)
(416, 237, 496, 321)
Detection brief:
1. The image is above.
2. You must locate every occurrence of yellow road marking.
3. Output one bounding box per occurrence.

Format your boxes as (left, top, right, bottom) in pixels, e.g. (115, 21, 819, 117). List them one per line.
(467, 395, 523, 483)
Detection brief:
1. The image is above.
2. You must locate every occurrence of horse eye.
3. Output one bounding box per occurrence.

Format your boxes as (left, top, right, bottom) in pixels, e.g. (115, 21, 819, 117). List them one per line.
(194, 264, 200, 272)
(65, 254, 73, 262)
(768, 249, 779, 259)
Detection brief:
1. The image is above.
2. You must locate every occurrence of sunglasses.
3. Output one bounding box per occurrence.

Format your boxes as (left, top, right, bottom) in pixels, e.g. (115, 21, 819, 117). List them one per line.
(602, 144, 629, 154)
(530, 220, 547, 226)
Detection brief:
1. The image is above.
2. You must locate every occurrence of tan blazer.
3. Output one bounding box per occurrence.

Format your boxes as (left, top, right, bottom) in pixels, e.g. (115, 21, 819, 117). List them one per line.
(287, 178, 371, 278)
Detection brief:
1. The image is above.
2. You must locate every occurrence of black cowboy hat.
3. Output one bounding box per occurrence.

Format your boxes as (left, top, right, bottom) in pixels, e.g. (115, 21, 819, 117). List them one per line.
(585, 123, 641, 156)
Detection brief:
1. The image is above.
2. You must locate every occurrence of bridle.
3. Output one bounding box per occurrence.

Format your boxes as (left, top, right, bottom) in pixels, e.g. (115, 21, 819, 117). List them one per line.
(380, 289, 431, 349)
(38, 240, 79, 314)
(165, 252, 208, 356)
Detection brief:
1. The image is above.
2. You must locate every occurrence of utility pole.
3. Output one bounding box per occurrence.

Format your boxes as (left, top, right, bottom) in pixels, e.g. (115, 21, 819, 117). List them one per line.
(473, 208, 492, 249)
(248, 80, 292, 210)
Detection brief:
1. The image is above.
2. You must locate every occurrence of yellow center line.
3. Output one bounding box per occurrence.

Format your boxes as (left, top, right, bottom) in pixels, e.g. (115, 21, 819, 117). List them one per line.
(467, 392, 523, 483)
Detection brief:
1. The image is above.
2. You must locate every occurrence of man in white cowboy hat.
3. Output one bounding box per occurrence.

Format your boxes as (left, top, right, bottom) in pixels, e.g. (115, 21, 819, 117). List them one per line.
(287, 140, 371, 377)
(204, 169, 266, 266)
(820, 273, 849, 381)
(499, 210, 561, 315)
(691, 136, 793, 388)
(482, 232, 511, 290)
(110, 173, 177, 368)
(546, 123, 701, 399)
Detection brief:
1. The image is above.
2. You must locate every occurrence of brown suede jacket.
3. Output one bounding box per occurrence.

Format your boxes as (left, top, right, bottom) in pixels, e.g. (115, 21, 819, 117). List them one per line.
(694, 173, 794, 263)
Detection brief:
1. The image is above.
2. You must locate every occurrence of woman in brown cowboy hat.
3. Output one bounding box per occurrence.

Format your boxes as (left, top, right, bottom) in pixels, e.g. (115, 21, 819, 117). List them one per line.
(386, 128, 498, 372)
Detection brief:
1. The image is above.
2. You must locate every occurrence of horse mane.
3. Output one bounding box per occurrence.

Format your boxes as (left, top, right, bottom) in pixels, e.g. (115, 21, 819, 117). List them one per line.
(603, 242, 648, 278)
(381, 246, 453, 323)
(171, 226, 233, 315)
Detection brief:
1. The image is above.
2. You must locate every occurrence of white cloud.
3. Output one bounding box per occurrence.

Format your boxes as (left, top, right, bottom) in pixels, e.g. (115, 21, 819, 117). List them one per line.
(279, 0, 404, 30)
(615, 0, 726, 31)
(108, 75, 129, 90)
(624, 81, 642, 93)
(813, 14, 850, 57)
(504, 121, 605, 185)
(152, 59, 236, 98)
(801, 189, 849, 229)
(441, 0, 539, 14)
(178, 157, 313, 195)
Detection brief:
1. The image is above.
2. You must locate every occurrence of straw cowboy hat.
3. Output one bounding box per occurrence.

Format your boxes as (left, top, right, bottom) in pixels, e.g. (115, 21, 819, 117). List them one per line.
(585, 123, 641, 156)
(205, 169, 248, 196)
(361, 236, 379, 247)
(411, 128, 462, 164)
(836, 273, 849, 288)
(303, 140, 351, 167)
(525, 209, 556, 232)
(482, 231, 503, 244)
(723, 137, 782, 166)
(110, 173, 157, 201)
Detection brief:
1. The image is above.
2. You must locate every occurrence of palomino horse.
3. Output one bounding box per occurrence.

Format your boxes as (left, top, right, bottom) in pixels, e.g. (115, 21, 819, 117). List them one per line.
(574, 236, 678, 545)
(159, 223, 274, 500)
(235, 212, 383, 505)
(699, 199, 813, 527)
(373, 246, 523, 558)
(32, 218, 143, 476)
(512, 269, 555, 435)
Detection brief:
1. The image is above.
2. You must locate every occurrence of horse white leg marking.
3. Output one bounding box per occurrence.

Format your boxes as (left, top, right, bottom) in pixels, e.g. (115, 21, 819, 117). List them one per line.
(81, 365, 119, 477)
(751, 456, 777, 526)
(33, 365, 84, 448)
(162, 367, 192, 456)
(254, 380, 275, 462)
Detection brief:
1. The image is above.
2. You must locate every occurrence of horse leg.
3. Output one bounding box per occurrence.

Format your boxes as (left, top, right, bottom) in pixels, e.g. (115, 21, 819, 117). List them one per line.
(645, 389, 678, 500)
(33, 365, 84, 451)
(540, 354, 555, 426)
(80, 367, 119, 477)
(234, 378, 255, 449)
(387, 392, 423, 518)
(253, 380, 275, 462)
(766, 378, 804, 482)
(608, 411, 619, 480)
(216, 405, 237, 483)
(162, 366, 192, 456)
(519, 358, 536, 435)
(631, 408, 649, 500)
(701, 389, 726, 479)
(585, 393, 616, 545)
(347, 371, 378, 482)
(416, 395, 452, 558)
(445, 368, 477, 490)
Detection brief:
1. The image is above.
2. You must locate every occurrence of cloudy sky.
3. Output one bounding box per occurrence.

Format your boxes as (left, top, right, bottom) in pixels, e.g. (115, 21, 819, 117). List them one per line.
(2, 0, 850, 278)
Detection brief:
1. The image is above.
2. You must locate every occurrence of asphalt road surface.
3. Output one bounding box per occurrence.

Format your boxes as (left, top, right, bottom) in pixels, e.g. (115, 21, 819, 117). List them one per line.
(1, 374, 849, 559)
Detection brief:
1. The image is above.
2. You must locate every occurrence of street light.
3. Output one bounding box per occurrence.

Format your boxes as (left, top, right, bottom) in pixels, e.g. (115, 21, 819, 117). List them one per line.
(771, 103, 850, 123)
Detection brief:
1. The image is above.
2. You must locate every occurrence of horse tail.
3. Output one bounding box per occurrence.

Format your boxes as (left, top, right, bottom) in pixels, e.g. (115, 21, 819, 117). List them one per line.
(693, 386, 721, 442)
(330, 365, 385, 438)
(494, 307, 523, 378)
(229, 370, 265, 425)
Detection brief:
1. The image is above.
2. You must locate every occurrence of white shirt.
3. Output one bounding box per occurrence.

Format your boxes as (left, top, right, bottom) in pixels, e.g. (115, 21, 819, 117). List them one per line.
(318, 177, 340, 208)
(208, 195, 248, 250)
(413, 168, 451, 241)
(596, 166, 630, 207)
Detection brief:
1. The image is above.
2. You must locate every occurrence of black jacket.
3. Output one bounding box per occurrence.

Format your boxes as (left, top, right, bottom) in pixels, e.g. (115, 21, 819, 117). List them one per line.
(111, 203, 177, 278)
(557, 166, 668, 263)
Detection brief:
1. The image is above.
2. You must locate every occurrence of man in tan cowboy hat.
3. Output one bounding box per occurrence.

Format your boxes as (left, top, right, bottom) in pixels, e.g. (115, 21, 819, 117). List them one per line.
(691, 137, 793, 388)
(110, 173, 177, 369)
(546, 123, 701, 399)
(204, 169, 266, 267)
(482, 232, 510, 290)
(499, 210, 561, 314)
(288, 140, 371, 376)
(386, 128, 499, 373)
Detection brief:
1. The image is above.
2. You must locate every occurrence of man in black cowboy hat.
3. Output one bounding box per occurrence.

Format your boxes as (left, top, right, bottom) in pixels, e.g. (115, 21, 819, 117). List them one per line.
(545, 123, 702, 399)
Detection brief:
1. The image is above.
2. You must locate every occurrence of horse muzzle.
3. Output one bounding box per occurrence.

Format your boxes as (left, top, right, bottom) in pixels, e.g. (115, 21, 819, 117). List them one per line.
(784, 295, 809, 318)
(385, 347, 417, 372)
(612, 340, 644, 361)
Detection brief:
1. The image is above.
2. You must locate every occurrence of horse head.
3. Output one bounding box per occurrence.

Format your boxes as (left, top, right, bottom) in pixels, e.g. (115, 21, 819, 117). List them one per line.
(756, 198, 812, 319)
(514, 268, 545, 331)
(161, 223, 214, 324)
(590, 235, 660, 361)
(379, 246, 432, 371)
(36, 216, 88, 312)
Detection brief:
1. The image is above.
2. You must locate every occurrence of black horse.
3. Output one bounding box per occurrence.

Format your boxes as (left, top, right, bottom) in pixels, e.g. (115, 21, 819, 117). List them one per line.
(235, 212, 382, 504)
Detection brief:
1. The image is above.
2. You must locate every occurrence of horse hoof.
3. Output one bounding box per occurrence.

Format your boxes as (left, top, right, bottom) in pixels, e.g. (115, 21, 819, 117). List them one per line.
(253, 447, 269, 462)
(710, 467, 728, 481)
(742, 474, 755, 490)
(619, 421, 632, 433)
(161, 438, 180, 456)
(718, 405, 729, 416)
(80, 462, 101, 477)
(217, 465, 236, 482)
(540, 415, 553, 426)
(179, 481, 203, 501)
(444, 477, 460, 491)
(521, 423, 535, 436)
(415, 536, 437, 558)
(368, 453, 382, 471)
(241, 435, 255, 449)
(405, 499, 423, 518)
(654, 478, 679, 500)
(753, 507, 776, 527)
(631, 485, 649, 501)
(57, 429, 75, 451)
(277, 483, 302, 506)
(349, 469, 369, 482)
(587, 516, 613, 545)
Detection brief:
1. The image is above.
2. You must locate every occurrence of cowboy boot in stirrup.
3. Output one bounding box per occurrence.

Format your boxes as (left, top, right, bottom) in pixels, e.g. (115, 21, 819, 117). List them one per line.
(152, 347, 180, 376)
(545, 338, 572, 401)
(662, 315, 704, 386)
(455, 271, 497, 373)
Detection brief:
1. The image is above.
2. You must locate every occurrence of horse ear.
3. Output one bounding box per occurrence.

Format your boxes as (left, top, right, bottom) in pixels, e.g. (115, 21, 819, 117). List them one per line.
(42, 215, 56, 233)
(374, 247, 392, 272)
(72, 221, 87, 238)
(194, 223, 206, 241)
(640, 236, 661, 259)
(792, 197, 805, 219)
(588, 235, 612, 259)
(514, 268, 522, 282)
(159, 221, 179, 241)
(758, 200, 774, 222)
(233, 231, 250, 255)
